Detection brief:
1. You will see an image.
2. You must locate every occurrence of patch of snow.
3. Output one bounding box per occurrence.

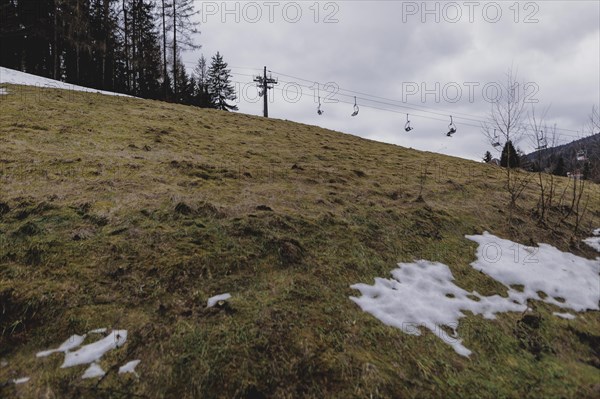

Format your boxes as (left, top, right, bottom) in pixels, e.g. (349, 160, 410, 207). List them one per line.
(466, 232, 600, 312)
(553, 312, 576, 320)
(119, 359, 141, 375)
(593, 228, 600, 236)
(81, 363, 105, 379)
(0, 66, 131, 97)
(351, 232, 600, 357)
(13, 377, 30, 384)
(0, 87, 7, 95)
(207, 293, 231, 308)
(350, 260, 525, 357)
(88, 328, 107, 334)
(62, 330, 127, 368)
(36, 334, 87, 358)
(583, 236, 600, 252)
(1, 359, 7, 368)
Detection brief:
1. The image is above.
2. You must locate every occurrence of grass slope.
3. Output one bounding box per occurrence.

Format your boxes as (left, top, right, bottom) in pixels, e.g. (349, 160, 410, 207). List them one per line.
(1, 85, 599, 398)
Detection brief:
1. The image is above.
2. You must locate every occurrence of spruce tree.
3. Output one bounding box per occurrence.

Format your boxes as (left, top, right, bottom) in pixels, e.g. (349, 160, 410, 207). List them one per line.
(207, 52, 238, 111)
(500, 140, 520, 168)
(193, 54, 213, 108)
(169, 0, 200, 98)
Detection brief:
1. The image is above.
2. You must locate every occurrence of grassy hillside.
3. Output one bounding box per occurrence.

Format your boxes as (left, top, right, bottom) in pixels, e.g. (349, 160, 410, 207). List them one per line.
(1, 84, 599, 398)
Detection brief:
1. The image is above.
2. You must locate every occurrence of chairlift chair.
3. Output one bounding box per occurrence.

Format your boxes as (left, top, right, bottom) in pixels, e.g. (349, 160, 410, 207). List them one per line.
(446, 115, 457, 137)
(351, 96, 359, 117)
(317, 96, 324, 115)
(536, 131, 547, 150)
(404, 114, 413, 132)
(492, 129, 501, 147)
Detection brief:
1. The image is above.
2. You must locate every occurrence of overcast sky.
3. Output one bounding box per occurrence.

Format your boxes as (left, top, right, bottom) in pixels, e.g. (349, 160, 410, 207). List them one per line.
(180, 0, 600, 161)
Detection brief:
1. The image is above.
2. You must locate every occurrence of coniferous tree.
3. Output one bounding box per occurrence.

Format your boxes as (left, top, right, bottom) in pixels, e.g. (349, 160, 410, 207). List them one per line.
(129, 0, 162, 98)
(168, 0, 200, 98)
(500, 140, 520, 169)
(207, 52, 238, 111)
(0, 0, 194, 102)
(193, 54, 213, 108)
(159, 0, 170, 99)
(0, 0, 24, 70)
(172, 51, 192, 103)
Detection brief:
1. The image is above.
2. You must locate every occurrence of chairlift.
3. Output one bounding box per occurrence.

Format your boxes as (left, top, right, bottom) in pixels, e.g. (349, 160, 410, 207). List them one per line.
(446, 115, 457, 137)
(351, 96, 359, 117)
(492, 129, 501, 147)
(536, 130, 547, 150)
(404, 113, 413, 132)
(576, 150, 587, 162)
(317, 96, 324, 115)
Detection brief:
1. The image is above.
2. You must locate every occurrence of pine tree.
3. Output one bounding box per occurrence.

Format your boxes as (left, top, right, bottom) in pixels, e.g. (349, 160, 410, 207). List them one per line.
(193, 54, 213, 108)
(483, 151, 492, 163)
(500, 140, 520, 169)
(130, 0, 162, 98)
(172, 51, 192, 103)
(168, 0, 200, 98)
(207, 52, 238, 111)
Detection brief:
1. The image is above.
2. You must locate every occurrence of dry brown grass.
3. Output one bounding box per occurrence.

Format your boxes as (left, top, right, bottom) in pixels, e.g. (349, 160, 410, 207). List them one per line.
(0, 84, 599, 398)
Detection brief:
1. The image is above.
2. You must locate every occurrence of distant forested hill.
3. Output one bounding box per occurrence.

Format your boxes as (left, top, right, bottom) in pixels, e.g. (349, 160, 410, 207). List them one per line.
(523, 133, 600, 182)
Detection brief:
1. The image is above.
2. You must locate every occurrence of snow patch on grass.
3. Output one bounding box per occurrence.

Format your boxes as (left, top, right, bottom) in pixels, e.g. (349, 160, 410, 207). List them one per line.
(350, 260, 525, 357)
(351, 232, 600, 356)
(36, 334, 86, 358)
(13, 377, 30, 384)
(553, 312, 576, 320)
(35, 329, 129, 380)
(207, 293, 231, 308)
(467, 232, 599, 312)
(82, 363, 105, 379)
(584, 228, 600, 252)
(62, 330, 127, 368)
(583, 237, 600, 252)
(119, 359, 141, 375)
(0, 87, 7, 95)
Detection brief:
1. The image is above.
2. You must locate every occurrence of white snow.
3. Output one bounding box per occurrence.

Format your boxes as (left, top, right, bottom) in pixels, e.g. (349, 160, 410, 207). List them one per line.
(553, 312, 576, 320)
(466, 232, 599, 312)
(585, 228, 600, 252)
(207, 293, 231, 308)
(119, 359, 141, 375)
(0, 87, 7, 95)
(0, 66, 131, 97)
(62, 330, 127, 368)
(583, 237, 600, 252)
(81, 363, 105, 379)
(13, 377, 30, 384)
(35, 329, 131, 379)
(36, 334, 87, 358)
(351, 232, 600, 357)
(350, 260, 525, 356)
(88, 328, 108, 334)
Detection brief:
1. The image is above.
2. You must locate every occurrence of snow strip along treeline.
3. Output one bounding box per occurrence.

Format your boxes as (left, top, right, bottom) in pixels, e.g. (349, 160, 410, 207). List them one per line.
(0, 67, 131, 97)
(351, 231, 600, 357)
